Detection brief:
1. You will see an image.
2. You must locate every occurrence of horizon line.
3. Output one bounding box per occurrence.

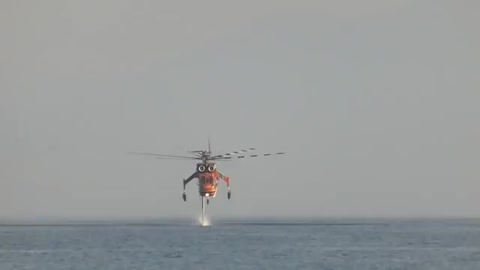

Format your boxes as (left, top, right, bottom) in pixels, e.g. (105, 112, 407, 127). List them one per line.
(1, 215, 479, 226)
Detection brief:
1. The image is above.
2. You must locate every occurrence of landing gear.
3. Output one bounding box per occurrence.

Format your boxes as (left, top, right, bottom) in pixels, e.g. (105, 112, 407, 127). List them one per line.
(227, 191, 231, 199)
(207, 199, 210, 205)
(182, 178, 188, 201)
(182, 179, 187, 201)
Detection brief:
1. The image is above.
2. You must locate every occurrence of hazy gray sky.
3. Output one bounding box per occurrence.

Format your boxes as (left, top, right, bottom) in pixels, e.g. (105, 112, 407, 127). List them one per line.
(1, 0, 479, 220)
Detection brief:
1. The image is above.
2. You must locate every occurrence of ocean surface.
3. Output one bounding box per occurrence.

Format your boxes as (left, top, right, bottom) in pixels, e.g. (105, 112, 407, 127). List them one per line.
(1, 218, 479, 270)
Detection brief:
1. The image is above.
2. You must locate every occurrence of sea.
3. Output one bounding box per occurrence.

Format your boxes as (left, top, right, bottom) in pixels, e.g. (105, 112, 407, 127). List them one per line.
(1, 218, 479, 270)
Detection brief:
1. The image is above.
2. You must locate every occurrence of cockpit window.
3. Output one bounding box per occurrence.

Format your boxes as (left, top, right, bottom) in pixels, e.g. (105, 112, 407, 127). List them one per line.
(201, 176, 214, 184)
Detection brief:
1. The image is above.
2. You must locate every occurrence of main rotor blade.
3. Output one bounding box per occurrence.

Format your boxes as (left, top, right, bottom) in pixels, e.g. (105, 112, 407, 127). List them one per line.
(154, 157, 201, 161)
(212, 152, 285, 160)
(128, 152, 200, 160)
(188, 150, 208, 158)
(189, 150, 206, 153)
(210, 148, 256, 159)
(206, 158, 232, 162)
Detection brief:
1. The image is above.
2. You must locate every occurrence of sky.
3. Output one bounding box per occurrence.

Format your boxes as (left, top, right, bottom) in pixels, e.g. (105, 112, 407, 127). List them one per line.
(1, 0, 479, 221)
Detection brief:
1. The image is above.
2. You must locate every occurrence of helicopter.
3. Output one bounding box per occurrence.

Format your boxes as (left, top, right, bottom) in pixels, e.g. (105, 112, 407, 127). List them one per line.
(130, 138, 285, 225)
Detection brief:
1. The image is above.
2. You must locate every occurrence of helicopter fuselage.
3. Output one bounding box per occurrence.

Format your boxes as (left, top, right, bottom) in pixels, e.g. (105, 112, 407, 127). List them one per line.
(196, 162, 220, 197)
(198, 172, 219, 197)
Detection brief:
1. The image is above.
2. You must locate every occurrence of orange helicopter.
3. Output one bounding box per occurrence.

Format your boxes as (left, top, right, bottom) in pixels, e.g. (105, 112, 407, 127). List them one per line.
(130, 138, 285, 224)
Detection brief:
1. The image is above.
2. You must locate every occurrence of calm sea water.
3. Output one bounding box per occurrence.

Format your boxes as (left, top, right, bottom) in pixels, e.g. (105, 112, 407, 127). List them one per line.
(1, 218, 479, 270)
